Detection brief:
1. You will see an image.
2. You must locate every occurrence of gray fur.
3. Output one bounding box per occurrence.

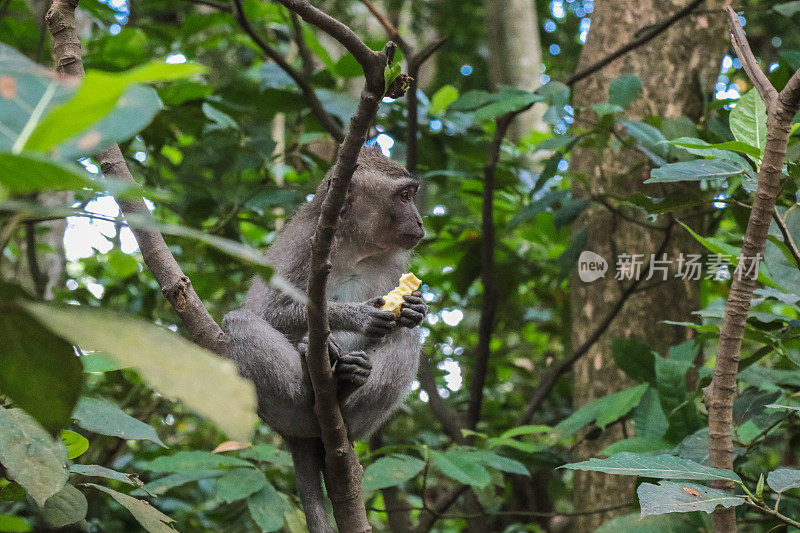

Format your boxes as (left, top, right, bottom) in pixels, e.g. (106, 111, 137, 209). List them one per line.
(223, 146, 425, 532)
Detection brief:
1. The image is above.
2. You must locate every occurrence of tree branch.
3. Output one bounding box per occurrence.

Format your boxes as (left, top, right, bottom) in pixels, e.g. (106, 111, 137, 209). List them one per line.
(230, 0, 344, 142)
(563, 0, 706, 87)
(705, 11, 800, 533)
(465, 114, 512, 429)
(725, 6, 778, 107)
(773, 210, 800, 272)
(46, 0, 226, 355)
(273, 2, 407, 530)
(410, 485, 469, 533)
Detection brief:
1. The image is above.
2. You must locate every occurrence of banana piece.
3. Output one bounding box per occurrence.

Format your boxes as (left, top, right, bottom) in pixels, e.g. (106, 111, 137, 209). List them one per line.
(380, 273, 422, 317)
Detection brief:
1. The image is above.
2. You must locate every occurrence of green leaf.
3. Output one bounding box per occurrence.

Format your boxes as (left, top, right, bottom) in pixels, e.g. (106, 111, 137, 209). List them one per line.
(728, 89, 766, 162)
(0, 152, 92, 193)
(602, 437, 671, 455)
(619, 120, 669, 159)
(561, 453, 741, 482)
(638, 480, 744, 517)
(595, 512, 707, 533)
(611, 339, 657, 383)
(431, 450, 491, 488)
(41, 484, 87, 528)
(608, 74, 642, 108)
(0, 407, 69, 506)
(144, 451, 253, 472)
(25, 61, 204, 153)
(25, 302, 258, 442)
(469, 451, 530, 476)
(774, 1, 800, 16)
(449, 90, 499, 111)
(634, 388, 669, 439)
(0, 308, 82, 434)
(498, 425, 551, 439)
(80, 353, 129, 373)
(383, 63, 401, 96)
(0, 515, 30, 532)
(362, 454, 425, 491)
(72, 397, 165, 447)
(247, 483, 288, 532)
(555, 384, 649, 437)
(429, 85, 459, 114)
(139, 470, 224, 496)
(669, 137, 762, 159)
(87, 484, 177, 532)
(69, 464, 143, 488)
(767, 468, 800, 493)
(202, 102, 238, 132)
(238, 444, 293, 467)
(646, 159, 747, 183)
(593, 103, 624, 116)
(473, 91, 540, 123)
(215, 467, 268, 503)
(60, 430, 89, 460)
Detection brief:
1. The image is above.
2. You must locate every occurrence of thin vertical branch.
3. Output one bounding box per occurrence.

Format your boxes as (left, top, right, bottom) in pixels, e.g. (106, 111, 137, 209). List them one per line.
(704, 8, 800, 532)
(46, 0, 226, 354)
(272, 1, 409, 531)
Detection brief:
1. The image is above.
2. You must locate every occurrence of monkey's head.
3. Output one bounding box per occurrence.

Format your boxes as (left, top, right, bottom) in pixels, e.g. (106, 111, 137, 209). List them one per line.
(329, 146, 425, 255)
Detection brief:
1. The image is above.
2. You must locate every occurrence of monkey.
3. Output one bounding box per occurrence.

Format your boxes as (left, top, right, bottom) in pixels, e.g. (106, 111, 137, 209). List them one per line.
(223, 145, 427, 533)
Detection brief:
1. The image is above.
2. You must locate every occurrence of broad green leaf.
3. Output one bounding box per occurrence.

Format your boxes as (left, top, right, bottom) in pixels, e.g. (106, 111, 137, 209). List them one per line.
(608, 74, 642, 108)
(619, 120, 669, 159)
(602, 437, 671, 455)
(383, 63, 401, 96)
(72, 397, 165, 447)
(41, 484, 87, 528)
(595, 512, 705, 533)
(593, 103, 624, 116)
(247, 483, 288, 532)
(0, 515, 30, 532)
(623, 192, 717, 216)
(634, 388, 668, 439)
(473, 91, 541, 123)
(25, 302, 258, 442)
(144, 451, 253, 472)
(238, 444, 293, 467)
(80, 353, 129, 373)
(555, 383, 649, 437)
(728, 89, 766, 162)
(469, 451, 529, 476)
(0, 152, 92, 193)
(0, 483, 26, 502)
(202, 102, 237, 131)
(638, 481, 744, 517)
(767, 468, 800, 492)
(60, 430, 89, 460)
(362, 454, 425, 491)
(553, 198, 589, 228)
(765, 207, 800, 293)
(669, 137, 762, 159)
(24, 61, 202, 153)
(431, 450, 491, 488)
(0, 308, 82, 434)
(139, 470, 224, 496)
(646, 159, 746, 183)
(561, 453, 741, 483)
(87, 484, 176, 532)
(666, 137, 752, 167)
(498, 425, 551, 439)
(215, 467, 268, 503)
(0, 407, 68, 506)
(774, 1, 800, 16)
(429, 85, 459, 114)
(70, 464, 143, 488)
(611, 339, 657, 383)
(449, 90, 499, 111)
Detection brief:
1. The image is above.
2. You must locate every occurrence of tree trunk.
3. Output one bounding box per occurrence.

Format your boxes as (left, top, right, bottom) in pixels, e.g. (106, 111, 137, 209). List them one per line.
(483, 0, 546, 138)
(568, 2, 726, 531)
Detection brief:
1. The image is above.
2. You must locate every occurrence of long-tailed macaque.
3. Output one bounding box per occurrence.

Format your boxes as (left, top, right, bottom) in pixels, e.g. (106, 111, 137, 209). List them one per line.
(224, 146, 427, 532)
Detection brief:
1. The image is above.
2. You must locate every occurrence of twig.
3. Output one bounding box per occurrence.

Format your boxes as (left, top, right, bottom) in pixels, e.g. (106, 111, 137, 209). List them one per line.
(466, 114, 513, 429)
(563, 0, 706, 87)
(230, 0, 344, 142)
(521, 222, 675, 423)
(705, 8, 800, 532)
(745, 500, 800, 528)
(773, 211, 800, 272)
(25, 222, 46, 299)
(410, 485, 470, 533)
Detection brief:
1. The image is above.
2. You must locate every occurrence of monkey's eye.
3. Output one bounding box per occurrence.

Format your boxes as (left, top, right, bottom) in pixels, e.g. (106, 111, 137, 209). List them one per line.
(399, 188, 413, 202)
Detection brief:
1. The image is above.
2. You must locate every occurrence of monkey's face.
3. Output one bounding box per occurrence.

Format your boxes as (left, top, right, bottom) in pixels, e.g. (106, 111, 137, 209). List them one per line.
(386, 179, 425, 250)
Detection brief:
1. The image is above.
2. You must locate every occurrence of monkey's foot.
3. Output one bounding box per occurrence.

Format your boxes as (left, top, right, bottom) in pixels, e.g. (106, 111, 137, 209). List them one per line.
(334, 351, 372, 387)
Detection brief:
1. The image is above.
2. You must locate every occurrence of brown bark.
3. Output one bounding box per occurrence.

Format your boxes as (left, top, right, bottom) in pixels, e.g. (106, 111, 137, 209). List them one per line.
(704, 9, 800, 532)
(568, 1, 726, 530)
(45, 0, 227, 354)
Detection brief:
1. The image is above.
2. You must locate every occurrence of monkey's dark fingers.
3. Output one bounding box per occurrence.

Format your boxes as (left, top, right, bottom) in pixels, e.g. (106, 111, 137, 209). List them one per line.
(401, 299, 426, 314)
(399, 307, 425, 328)
(337, 368, 370, 386)
(366, 296, 386, 308)
(327, 338, 341, 361)
(338, 352, 372, 371)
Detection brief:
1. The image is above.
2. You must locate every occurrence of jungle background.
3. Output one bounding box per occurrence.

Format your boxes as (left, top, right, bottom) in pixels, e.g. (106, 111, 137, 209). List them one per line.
(3, 0, 800, 531)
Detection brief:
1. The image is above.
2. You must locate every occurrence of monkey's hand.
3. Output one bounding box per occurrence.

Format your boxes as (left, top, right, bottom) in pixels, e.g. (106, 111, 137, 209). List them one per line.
(359, 297, 397, 338)
(398, 291, 427, 328)
(297, 336, 341, 365)
(333, 351, 372, 388)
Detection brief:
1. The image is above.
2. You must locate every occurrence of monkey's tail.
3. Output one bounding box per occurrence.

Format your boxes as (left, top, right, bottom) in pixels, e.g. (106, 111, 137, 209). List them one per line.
(286, 436, 335, 533)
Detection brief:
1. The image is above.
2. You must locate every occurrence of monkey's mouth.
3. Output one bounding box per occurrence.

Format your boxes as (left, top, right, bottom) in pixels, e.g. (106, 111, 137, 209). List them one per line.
(399, 230, 425, 248)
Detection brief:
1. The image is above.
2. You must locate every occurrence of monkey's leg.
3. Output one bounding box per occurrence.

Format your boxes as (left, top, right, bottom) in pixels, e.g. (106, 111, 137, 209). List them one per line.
(340, 331, 422, 439)
(286, 437, 334, 533)
(222, 309, 319, 437)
